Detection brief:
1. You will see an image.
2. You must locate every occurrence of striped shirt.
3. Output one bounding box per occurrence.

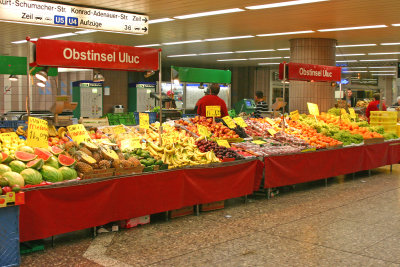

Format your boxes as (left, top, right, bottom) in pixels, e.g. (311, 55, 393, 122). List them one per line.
(254, 101, 268, 118)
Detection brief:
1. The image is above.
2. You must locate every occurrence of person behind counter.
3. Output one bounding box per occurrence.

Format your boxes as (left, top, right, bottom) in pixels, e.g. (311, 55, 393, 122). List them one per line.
(366, 93, 387, 120)
(194, 87, 210, 113)
(254, 91, 268, 118)
(393, 96, 400, 106)
(342, 89, 355, 107)
(196, 83, 228, 118)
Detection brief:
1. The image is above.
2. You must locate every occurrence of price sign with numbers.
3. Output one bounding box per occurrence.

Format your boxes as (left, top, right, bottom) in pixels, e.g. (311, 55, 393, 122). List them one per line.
(349, 108, 356, 119)
(206, 106, 221, 117)
(268, 128, 278, 136)
(197, 125, 211, 137)
(307, 102, 320, 116)
(252, 140, 267, 145)
(121, 138, 141, 151)
(26, 117, 49, 148)
(234, 117, 248, 128)
(265, 118, 277, 126)
(341, 108, 348, 115)
(139, 113, 150, 129)
(222, 116, 236, 129)
(290, 110, 300, 121)
(113, 125, 126, 134)
(0, 132, 19, 143)
(217, 139, 230, 148)
(67, 124, 91, 145)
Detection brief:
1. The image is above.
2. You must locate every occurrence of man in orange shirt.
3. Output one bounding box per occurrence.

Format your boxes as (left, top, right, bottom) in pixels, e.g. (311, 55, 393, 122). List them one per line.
(366, 93, 387, 121)
(196, 83, 228, 118)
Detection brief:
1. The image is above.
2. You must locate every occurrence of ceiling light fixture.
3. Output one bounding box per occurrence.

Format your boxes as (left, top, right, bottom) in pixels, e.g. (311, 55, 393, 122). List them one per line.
(37, 81, 46, 88)
(235, 49, 275, 53)
(174, 8, 244, 19)
(342, 71, 368, 73)
(35, 67, 49, 82)
(41, 33, 77, 39)
(336, 44, 377, 48)
(336, 60, 358, 62)
(167, 54, 198, 57)
(11, 38, 38, 44)
(344, 67, 367, 69)
(336, 53, 365, 56)
(246, 0, 328, 10)
(205, 35, 254, 42)
(277, 48, 290, 50)
(391, 24, 400, 26)
(163, 40, 203, 45)
(249, 57, 282, 60)
(359, 59, 399, 62)
(371, 73, 395, 76)
(57, 68, 92, 72)
(149, 18, 175, 24)
(8, 75, 18, 81)
(369, 70, 396, 73)
(135, 44, 161, 47)
(199, 52, 234, 55)
(93, 70, 105, 82)
(75, 30, 97, 34)
(368, 66, 396, 69)
(319, 25, 387, 32)
(368, 52, 400, 55)
(217, 59, 248, 61)
(283, 56, 291, 58)
(380, 42, 400, 46)
(258, 62, 281, 65)
(257, 30, 314, 37)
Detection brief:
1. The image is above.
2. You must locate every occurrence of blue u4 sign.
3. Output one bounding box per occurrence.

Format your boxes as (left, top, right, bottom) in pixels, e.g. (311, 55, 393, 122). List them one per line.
(67, 17, 78, 26)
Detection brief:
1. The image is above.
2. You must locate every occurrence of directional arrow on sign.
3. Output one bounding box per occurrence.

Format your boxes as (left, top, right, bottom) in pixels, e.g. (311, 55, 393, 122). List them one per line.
(142, 27, 147, 32)
(142, 18, 148, 23)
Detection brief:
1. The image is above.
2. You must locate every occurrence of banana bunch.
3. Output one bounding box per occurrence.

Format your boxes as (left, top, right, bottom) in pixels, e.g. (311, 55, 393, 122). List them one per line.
(144, 132, 220, 169)
(47, 125, 58, 137)
(15, 126, 26, 136)
(57, 127, 67, 138)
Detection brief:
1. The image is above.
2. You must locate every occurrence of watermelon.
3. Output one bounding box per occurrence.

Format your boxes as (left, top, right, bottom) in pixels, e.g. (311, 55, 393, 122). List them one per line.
(2, 152, 12, 164)
(26, 159, 44, 170)
(34, 148, 52, 161)
(17, 146, 34, 154)
(20, 168, 43, 185)
(45, 156, 59, 169)
(51, 146, 64, 155)
(0, 164, 11, 175)
(9, 160, 26, 173)
(58, 154, 75, 167)
(40, 165, 63, 183)
(2, 172, 24, 188)
(0, 177, 9, 187)
(15, 151, 37, 162)
(59, 167, 78, 180)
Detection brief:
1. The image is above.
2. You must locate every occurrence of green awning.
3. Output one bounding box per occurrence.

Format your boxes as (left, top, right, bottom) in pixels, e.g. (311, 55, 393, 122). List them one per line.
(0, 55, 58, 76)
(172, 66, 231, 84)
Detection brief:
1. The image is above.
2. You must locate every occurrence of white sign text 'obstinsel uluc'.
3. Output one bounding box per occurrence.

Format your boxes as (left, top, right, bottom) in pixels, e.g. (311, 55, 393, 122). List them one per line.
(0, 0, 148, 34)
(299, 68, 333, 78)
(63, 48, 140, 64)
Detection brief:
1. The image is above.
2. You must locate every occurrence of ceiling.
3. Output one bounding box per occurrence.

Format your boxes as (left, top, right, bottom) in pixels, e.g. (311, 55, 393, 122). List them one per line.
(2, 0, 400, 71)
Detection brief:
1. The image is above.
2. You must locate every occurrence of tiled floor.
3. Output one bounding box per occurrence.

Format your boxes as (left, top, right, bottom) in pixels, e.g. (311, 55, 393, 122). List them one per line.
(21, 165, 400, 266)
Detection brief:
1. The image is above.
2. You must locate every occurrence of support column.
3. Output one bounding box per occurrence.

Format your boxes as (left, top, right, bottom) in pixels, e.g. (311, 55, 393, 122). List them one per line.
(289, 38, 337, 113)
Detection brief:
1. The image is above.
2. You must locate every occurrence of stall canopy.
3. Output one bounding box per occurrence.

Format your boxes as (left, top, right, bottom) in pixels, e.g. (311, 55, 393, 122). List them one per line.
(0, 55, 58, 76)
(172, 66, 231, 84)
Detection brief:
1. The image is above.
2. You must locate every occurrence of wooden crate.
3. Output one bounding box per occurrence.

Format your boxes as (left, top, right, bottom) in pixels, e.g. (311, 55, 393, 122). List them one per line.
(170, 206, 194, 218)
(200, 201, 225, 212)
(364, 138, 384, 145)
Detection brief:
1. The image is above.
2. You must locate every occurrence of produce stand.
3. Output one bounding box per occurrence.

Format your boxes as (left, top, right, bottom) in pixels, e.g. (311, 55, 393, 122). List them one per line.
(19, 159, 263, 242)
(264, 140, 400, 188)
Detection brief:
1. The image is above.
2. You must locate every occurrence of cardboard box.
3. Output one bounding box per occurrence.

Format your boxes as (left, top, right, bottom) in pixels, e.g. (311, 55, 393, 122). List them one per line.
(81, 169, 115, 179)
(364, 137, 384, 145)
(201, 200, 225, 212)
(170, 206, 194, 218)
(115, 166, 144, 176)
(119, 215, 150, 229)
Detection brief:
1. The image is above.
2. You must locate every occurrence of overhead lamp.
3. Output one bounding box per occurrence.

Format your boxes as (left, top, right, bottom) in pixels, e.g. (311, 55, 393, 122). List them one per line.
(392, 24, 400, 27)
(342, 71, 368, 73)
(174, 8, 244, 19)
(380, 42, 400, 46)
(368, 66, 396, 69)
(163, 40, 203, 45)
(149, 18, 174, 24)
(217, 59, 248, 61)
(249, 57, 282, 60)
(369, 70, 396, 73)
(257, 30, 314, 37)
(258, 62, 281, 65)
(318, 25, 387, 32)
(35, 67, 49, 82)
(336, 54, 365, 56)
(336, 44, 376, 48)
(198, 82, 205, 89)
(371, 73, 395, 76)
(277, 48, 290, 50)
(199, 52, 234, 55)
(336, 60, 358, 62)
(167, 54, 197, 57)
(205, 35, 254, 42)
(246, 0, 328, 10)
(93, 71, 105, 82)
(37, 81, 46, 87)
(368, 52, 400, 55)
(8, 75, 18, 81)
(235, 49, 275, 53)
(359, 59, 398, 62)
(144, 70, 155, 78)
(135, 44, 161, 48)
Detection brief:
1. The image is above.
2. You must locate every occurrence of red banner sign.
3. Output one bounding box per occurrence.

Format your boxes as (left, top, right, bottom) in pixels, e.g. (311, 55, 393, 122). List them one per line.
(35, 39, 159, 71)
(279, 62, 341, 82)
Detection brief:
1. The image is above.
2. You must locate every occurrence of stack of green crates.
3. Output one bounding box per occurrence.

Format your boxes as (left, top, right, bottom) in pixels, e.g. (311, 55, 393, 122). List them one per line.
(370, 111, 397, 133)
(106, 113, 136, 126)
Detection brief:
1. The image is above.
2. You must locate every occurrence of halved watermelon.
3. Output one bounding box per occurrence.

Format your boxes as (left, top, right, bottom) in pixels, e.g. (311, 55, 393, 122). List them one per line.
(2, 152, 12, 164)
(34, 148, 52, 162)
(58, 154, 75, 167)
(50, 146, 64, 155)
(15, 151, 37, 162)
(27, 158, 44, 170)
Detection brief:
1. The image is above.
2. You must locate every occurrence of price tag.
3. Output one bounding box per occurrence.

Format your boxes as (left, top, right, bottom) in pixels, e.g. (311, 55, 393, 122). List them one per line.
(301, 147, 317, 153)
(265, 118, 276, 126)
(0, 132, 19, 143)
(67, 124, 91, 145)
(290, 110, 300, 121)
(268, 128, 278, 136)
(341, 114, 351, 122)
(222, 116, 236, 129)
(0, 195, 6, 208)
(349, 108, 356, 119)
(307, 102, 320, 116)
(341, 108, 348, 115)
(113, 125, 126, 134)
(121, 138, 141, 151)
(139, 113, 150, 129)
(206, 106, 221, 117)
(197, 125, 211, 137)
(252, 140, 267, 145)
(5, 192, 15, 203)
(234, 117, 248, 128)
(26, 117, 48, 148)
(217, 139, 230, 148)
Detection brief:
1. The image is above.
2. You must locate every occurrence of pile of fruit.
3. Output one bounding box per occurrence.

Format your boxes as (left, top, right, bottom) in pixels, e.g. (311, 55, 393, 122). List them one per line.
(195, 139, 243, 160)
(176, 117, 240, 139)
